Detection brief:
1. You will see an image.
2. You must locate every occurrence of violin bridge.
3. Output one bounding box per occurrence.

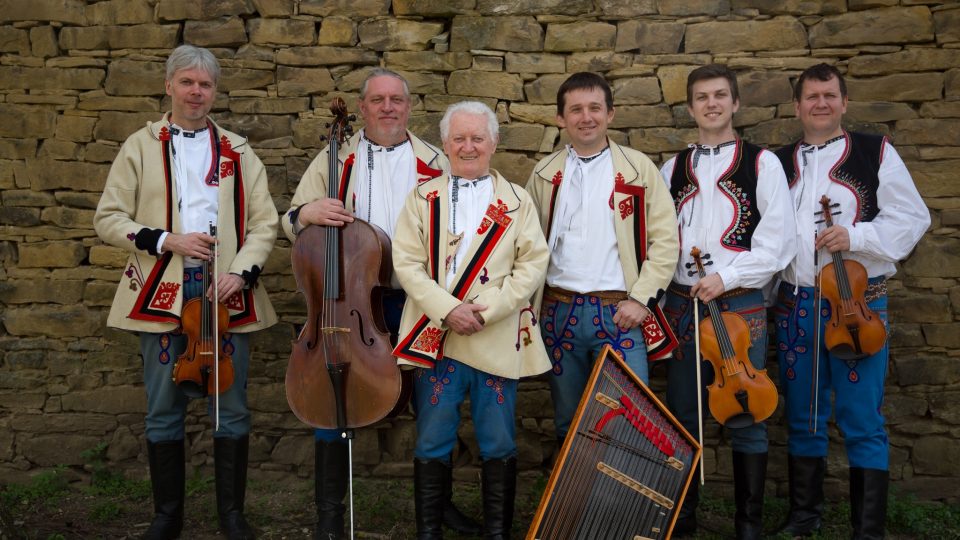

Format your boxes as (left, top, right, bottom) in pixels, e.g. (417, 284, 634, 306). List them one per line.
(597, 461, 674, 509)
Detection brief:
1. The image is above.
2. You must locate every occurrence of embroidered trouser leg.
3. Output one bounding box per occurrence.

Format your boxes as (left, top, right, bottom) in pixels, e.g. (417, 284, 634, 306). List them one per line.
(541, 295, 649, 441)
(774, 281, 889, 470)
(141, 269, 251, 442)
(664, 288, 768, 454)
(413, 358, 518, 461)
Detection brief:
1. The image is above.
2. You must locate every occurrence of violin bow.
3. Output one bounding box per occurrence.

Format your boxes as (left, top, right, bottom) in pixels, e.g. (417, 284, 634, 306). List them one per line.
(811, 225, 822, 435)
(211, 221, 221, 432)
(693, 299, 705, 485)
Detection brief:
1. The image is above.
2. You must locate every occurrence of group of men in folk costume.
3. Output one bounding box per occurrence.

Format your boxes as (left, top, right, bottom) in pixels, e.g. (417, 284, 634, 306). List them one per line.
(95, 41, 928, 540)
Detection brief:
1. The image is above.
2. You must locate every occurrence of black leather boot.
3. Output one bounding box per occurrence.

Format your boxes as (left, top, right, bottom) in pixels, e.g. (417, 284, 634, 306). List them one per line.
(733, 451, 768, 540)
(415, 459, 446, 540)
(214, 436, 255, 540)
(442, 463, 481, 535)
(314, 440, 349, 540)
(776, 455, 826, 537)
(143, 439, 185, 540)
(673, 471, 700, 538)
(850, 467, 888, 540)
(481, 457, 516, 540)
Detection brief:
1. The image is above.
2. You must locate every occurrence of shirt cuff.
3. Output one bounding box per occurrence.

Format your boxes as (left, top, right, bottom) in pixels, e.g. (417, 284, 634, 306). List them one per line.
(156, 232, 169, 255)
(717, 266, 740, 291)
(847, 224, 864, 253)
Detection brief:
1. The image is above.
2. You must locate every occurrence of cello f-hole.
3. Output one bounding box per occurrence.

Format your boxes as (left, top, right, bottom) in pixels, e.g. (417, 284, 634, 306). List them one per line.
(350, 309, 375, 346)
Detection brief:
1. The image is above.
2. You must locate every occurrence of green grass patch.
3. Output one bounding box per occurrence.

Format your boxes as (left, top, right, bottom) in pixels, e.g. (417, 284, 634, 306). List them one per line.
(0, 466, 70, 508)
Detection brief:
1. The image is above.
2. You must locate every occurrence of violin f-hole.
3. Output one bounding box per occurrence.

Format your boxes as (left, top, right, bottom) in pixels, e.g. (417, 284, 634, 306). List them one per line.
(350, 309, 375, 346)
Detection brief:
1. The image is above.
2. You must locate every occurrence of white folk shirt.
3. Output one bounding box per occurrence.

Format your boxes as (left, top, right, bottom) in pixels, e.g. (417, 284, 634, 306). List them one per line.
(660, 142, 796, 290)
(781, 136, 929, 287)
(159, 125, 217, 265)
(353, 130, 416, 240)
(546, 146, 627, 293)
(445, 175, 494, 290)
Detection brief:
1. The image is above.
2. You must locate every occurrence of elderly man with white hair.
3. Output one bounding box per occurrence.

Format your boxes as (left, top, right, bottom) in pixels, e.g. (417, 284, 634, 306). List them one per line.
(391, 101, 550, 539)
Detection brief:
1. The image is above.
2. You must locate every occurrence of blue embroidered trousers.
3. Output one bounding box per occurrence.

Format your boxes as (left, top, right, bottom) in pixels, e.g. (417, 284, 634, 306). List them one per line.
(540, 294, 650, 441)
(773, 280, 889, 470)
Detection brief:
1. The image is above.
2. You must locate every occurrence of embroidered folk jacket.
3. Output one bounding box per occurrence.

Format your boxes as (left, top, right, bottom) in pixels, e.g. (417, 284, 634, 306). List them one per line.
(525, 140, 681, 360)
(94, 114, 279, 333)
(392, 170, 552, 380)
(282, 131, 446, 242)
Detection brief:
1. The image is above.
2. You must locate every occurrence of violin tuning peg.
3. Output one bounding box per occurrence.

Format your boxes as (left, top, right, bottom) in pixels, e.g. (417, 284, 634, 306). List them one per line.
(687, 270, 698, 277)
(348, 114, 357, 121)
(814, 218, 825, 225)
(705, 260, 714, 267)
(684, 262, 695, 269)
(830, 203, 840, 209)
(702, 253, 711, 260)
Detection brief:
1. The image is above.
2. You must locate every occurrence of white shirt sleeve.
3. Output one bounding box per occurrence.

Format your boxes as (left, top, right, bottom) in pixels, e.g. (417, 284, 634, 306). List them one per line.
(846, 141, 930, 261)
(717, 150, 798, 290)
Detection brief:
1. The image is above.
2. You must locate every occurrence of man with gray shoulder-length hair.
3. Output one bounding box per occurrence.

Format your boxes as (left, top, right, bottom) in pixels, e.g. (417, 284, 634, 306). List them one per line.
(391, 101, 550, 539)
(94, 44, 278, 540)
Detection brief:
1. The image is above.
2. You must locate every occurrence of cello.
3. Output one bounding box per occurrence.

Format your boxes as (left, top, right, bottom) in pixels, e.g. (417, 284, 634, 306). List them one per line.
(688, 247, 778, 429)
(816, 195, 887, 360)
(285, 98, 408, 433)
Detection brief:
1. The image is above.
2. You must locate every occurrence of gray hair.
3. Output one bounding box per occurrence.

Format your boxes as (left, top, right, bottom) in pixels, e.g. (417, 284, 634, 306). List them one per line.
(165, 44, 220, 84)
(440, 101, 499, 143)
(359, 68, 410, 99)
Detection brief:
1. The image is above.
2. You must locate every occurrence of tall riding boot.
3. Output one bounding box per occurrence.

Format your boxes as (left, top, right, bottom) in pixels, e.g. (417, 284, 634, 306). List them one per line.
(314, 440, 349, 540)
(144, 439, 185, 540)
(481, 457, 517, 540)
(442, 462, 481, 535)
(776, 455, 826, 537)
(415, 459, 446, 540)
(733, 452, 768, 540)
(850, 468, 888, 540)
(673, 466, 700, 537)
(214, 436, 255, 540)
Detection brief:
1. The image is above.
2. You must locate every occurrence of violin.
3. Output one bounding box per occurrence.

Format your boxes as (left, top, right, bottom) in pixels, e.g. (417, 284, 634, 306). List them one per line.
(816, 195, 887, 360)
(172, 223, 235, 397)
(688, 247, 778, 429)
(285, 98, 409, 432)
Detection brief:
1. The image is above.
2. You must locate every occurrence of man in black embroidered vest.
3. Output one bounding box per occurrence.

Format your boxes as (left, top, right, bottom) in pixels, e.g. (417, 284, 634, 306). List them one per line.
(660, 64, 796, 539)
(94, 45, 279, 539)
(773, 63, 929, 539)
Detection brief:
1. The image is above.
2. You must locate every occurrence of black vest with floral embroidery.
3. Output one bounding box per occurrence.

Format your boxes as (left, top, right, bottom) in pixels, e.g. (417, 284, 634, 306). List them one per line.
(775, 131, 883, 224)
(669, 140, 763, 252)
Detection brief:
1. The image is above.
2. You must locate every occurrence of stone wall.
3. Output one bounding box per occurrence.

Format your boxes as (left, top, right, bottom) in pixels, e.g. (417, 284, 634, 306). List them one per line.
(1, 0, 958, 502)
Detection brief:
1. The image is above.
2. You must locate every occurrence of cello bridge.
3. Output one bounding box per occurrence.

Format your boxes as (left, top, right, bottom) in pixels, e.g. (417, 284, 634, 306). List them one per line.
(320, 327, 351, 334)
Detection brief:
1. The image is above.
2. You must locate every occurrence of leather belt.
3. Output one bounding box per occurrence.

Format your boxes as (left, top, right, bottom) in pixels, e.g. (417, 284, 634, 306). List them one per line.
(668, 282, 755, 300)
(543, 285, 629, 307)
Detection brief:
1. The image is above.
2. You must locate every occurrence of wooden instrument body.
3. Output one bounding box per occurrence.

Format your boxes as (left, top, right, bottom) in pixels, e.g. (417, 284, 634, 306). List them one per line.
(528, 345, 701, 540)
(285, 220, 406, 429)
(174, 297, 234, 396)
(818, 258, 886, 361)
(698, 311, 778, 429)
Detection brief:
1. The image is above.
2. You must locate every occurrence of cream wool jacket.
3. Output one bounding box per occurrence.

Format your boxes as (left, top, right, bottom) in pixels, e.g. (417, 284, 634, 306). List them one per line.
(282, 131, 446, 242)
(525, 140, 680, 360)
(94, 114, 279, 334)
(391, 171, 551, 380)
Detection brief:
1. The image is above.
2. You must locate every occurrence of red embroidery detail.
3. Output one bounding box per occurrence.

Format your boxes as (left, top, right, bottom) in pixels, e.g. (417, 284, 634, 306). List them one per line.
(149, 282, 180, 310)
(220, 135, 232, 152)
(551, 170, 563, 185)
(477, 218, 493, 235)
(225, 292, 243, 311)
(417, 159, 443, 183)
(614, 172, 625, 185)
(486, 199, 511, 227)
(412, 327, 444, 353)
(641, 313, 665, 343)
(425, 190, 439, 201)
(618, 197, 634, 220)
(220, 161, 234, 179)
(608, 191, 614, 210)
(159, 126, 171, 141)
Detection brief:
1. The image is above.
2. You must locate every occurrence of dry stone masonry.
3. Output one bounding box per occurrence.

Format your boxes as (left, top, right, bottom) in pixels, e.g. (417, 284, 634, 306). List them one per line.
(1, 0, 958, 502)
